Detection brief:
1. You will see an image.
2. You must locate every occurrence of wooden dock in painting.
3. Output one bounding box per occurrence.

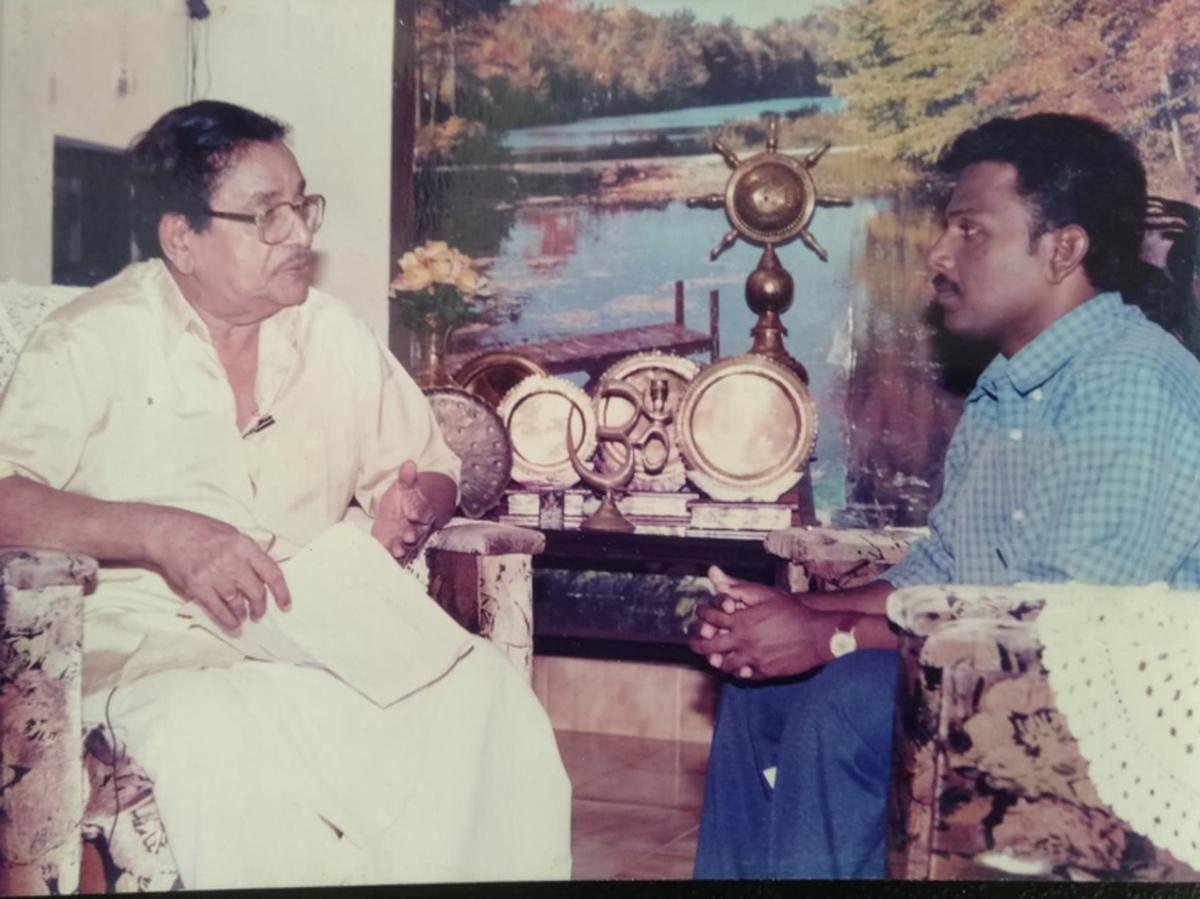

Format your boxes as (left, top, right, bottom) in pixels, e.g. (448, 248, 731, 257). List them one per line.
(447, 281, 722, 383)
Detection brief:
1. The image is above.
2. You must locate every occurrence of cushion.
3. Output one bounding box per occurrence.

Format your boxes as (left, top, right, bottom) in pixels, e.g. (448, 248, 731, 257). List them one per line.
(0, 281, 86, 389)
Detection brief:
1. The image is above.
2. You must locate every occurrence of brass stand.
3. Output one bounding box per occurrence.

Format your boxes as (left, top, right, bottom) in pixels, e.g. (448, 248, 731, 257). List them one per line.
(580, 489, 635, 533)
(746, 244, 808, 383)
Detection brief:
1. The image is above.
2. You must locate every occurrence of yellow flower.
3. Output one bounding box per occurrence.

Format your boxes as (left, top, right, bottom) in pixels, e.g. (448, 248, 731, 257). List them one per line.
(390, 251, 436, 292)
(391, 239, 489, 301)
(430, 254, 455, 284)
(454, 268, 485, 295)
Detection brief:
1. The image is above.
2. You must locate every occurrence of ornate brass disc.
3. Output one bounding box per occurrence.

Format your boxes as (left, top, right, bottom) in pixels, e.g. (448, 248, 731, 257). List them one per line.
(686, 114, 851, 263)
(593, 351, 700, 492)
(725, 155, 817, 247)
(424, 387, 513, 518)
(452, 350, 549, 408)
(497, 375, 597, 488)
(675, 354, 818, 502)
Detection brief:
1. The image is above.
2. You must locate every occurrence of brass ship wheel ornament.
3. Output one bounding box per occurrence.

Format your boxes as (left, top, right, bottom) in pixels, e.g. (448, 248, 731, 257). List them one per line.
(687, 113, 851, 375)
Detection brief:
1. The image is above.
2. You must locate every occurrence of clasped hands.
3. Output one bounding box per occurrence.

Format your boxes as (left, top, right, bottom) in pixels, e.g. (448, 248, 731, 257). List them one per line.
(149, 460, 436, 635)
(688, 565, 831, 681)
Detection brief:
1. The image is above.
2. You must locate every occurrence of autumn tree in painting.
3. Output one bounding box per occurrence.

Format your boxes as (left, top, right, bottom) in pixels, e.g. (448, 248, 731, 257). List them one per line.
(829, 0, 1198, 190)
(414, 0, 831, 137)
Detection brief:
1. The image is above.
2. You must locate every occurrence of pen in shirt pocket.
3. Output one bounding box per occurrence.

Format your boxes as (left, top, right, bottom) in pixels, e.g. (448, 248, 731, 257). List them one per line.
(244, 414, 276, 438)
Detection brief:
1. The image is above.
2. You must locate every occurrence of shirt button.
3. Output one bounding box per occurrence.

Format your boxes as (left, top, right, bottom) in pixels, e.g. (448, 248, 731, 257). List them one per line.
(1009, 428, 1023, 441)
(1012, 509, 1026, 522)
(1032, 389, 1044, 402)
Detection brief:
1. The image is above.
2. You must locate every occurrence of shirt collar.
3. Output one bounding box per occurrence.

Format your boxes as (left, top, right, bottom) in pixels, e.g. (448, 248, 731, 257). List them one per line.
(145, 258, 211, 349)
(145, 256, 305, 354)
(145, 257, 305, 415)
(968, 292, 1129, 400)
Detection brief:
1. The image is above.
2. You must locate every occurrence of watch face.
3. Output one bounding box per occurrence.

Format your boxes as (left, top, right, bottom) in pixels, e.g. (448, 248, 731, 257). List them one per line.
(830, 630, 857, 658)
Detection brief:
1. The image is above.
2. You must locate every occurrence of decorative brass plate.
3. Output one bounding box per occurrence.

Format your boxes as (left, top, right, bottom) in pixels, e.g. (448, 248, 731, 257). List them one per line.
(675, 354, 817, 502)
(425, 387, 513, 518)
(723, 152, 817, 247)
(453, 350, 549, 408)
(497, 375, 598, 488)
(594, 352, 700, 492)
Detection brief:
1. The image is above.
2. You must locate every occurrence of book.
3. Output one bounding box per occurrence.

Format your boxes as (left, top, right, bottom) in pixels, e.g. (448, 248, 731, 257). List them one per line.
(178, 522, 474, 708)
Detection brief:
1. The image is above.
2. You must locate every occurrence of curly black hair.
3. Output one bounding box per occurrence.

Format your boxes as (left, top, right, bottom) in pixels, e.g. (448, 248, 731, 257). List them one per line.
(937, 114, 1146, 293)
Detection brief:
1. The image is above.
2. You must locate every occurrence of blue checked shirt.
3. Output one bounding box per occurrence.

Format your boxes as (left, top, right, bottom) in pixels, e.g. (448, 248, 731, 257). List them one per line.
(883, 292, 1200, 590)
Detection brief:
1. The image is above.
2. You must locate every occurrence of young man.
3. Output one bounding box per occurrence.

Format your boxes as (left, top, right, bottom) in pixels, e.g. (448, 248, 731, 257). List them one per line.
(690, 113, 1200, 878)
(0, 101, 570, 887)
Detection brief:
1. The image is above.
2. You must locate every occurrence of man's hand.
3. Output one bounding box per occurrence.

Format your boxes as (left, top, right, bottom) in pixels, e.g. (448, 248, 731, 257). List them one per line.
(372, 460, 438, 564)
(689, 565, 829, 680)
(692, 565, 790, 667)
(144, 508, 291, 634)
(702, 566, 787, 619)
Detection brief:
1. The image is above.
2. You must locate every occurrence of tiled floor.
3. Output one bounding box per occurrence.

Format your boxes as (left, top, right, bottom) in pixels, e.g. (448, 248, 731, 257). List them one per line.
(556, 729, 708, 880)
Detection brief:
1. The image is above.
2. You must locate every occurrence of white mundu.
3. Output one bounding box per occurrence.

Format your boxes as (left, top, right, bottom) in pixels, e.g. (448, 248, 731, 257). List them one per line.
(84, 525, 572, 887)
(91, 634, 571, 886)
(0, 260, 572, 886)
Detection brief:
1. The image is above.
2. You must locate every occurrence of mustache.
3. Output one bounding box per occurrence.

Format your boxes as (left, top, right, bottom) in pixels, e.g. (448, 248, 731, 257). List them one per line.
(932, 273, 960, 295)
(278, 251, 313, 272)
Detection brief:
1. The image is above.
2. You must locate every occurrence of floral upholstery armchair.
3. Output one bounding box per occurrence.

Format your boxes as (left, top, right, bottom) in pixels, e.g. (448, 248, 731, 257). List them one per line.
(0, 282, 544, 894)
(884, 582, 1199, 880)
(765, 527, 1200, 881)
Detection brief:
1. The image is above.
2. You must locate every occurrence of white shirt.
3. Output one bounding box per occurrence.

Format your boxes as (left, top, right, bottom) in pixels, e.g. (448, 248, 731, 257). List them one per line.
(0, 259, 460, 693)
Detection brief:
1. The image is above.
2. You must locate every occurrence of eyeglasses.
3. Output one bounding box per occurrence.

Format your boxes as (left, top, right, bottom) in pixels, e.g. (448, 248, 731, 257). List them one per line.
(205, 194, 326, 245)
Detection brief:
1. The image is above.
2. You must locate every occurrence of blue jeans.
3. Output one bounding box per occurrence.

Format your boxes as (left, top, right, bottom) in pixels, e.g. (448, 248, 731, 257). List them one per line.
(694, 649, 899, 879)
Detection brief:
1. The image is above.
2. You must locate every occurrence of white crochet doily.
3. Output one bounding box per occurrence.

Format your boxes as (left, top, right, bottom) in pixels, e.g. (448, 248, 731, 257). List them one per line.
(0, 280, 86, 388)
(1038, 581, 1200, 870)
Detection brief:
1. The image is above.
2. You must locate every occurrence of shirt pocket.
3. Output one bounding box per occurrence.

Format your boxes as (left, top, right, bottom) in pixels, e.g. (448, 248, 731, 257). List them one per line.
(81, 392, 246, 510)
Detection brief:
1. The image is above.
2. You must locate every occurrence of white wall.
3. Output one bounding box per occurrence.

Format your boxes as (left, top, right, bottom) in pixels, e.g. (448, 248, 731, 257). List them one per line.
(0, 0, 188, 285)
(0, 0, 396, 338)
(201, 0, 395, 336)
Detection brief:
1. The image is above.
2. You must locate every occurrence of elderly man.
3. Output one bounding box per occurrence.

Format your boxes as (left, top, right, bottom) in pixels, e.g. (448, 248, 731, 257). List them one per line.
(0, 101, 570, 887)
(690, 113, 1200, 879)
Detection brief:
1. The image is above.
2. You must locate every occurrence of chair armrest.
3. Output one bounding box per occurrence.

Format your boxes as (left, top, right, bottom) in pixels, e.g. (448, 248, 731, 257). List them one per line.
(886, 583, 1048, 673)
(764, 526, 923, 591)
(0, 546, 98, 592)
(886, 583, 1048, 635)
(424, 522, 543, 682)
(1, 547, 96, 895)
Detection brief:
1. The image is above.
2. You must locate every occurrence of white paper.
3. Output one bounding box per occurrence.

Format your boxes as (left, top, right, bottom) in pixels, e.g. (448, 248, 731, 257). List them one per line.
(183, 522, 474, 707)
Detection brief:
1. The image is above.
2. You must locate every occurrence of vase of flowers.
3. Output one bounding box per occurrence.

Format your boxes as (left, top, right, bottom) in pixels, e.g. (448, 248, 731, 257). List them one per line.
(389, 239, 490, 387)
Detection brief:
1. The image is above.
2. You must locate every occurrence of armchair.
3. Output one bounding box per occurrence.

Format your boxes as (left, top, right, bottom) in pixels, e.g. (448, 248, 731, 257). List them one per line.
(765, 526, 1200, 881)
(0, 282, 544, 893)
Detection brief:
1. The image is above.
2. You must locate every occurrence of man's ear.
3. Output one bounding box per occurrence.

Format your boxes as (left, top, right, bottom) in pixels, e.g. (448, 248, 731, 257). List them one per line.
(158, 213, 196, 273)
(1046, 224, 1089, 284)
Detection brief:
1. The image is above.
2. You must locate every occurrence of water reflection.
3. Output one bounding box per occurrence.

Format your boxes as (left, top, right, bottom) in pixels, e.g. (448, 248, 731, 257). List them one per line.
(839, 198, 987, 526)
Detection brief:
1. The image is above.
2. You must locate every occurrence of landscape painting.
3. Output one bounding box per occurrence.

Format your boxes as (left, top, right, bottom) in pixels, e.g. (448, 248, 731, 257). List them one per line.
(409, 0, 1198, 526)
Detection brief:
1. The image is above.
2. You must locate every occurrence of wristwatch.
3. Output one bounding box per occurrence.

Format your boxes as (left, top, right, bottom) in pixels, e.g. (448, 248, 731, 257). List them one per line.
(829, 614, 860, 658)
